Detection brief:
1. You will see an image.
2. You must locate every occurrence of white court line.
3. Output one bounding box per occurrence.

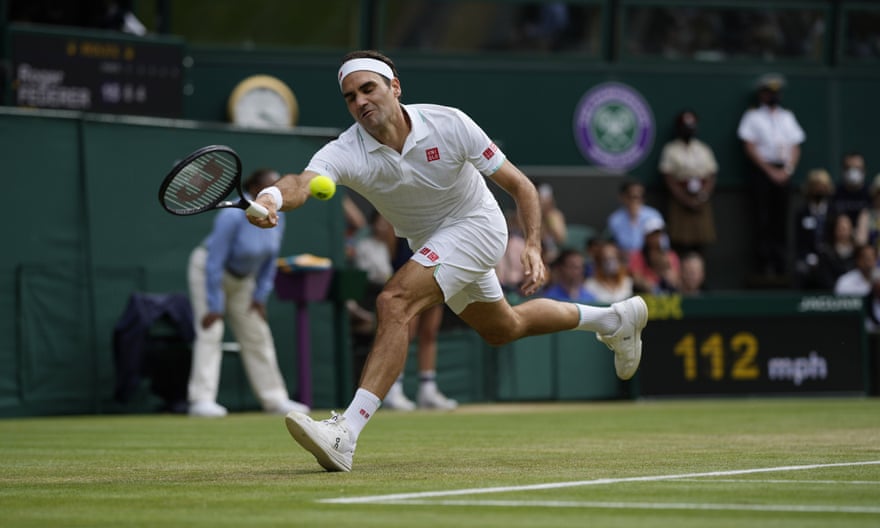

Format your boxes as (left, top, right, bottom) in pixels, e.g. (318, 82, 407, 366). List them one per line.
(677, 479, 879, 485)
(374, 499, 880, 515)
(320, 460, 880, 505)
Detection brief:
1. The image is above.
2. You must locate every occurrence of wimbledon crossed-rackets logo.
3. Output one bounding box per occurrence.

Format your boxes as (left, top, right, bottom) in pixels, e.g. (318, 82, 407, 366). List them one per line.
(573, 82, 654, 171)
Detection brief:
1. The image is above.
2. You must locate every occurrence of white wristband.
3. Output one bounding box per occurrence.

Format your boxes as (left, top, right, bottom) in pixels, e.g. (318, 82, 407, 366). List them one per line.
(256, 186, 283, 210)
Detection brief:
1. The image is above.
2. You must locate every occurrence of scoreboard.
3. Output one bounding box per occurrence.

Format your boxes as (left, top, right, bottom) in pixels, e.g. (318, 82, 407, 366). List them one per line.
(9, 25, 184, 118)
(638, 293, 866, 396)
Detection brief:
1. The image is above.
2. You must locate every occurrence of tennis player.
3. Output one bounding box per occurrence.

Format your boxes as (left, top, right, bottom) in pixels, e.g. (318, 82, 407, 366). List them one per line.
(248, 50, 648, 471)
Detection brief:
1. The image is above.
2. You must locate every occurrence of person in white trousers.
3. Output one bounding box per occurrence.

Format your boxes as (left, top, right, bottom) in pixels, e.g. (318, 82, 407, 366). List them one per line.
(187, 168, 310, 418)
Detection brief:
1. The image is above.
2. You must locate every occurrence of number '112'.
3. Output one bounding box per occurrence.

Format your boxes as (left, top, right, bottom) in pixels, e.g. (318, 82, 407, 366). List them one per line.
(673, 332, 761, 381)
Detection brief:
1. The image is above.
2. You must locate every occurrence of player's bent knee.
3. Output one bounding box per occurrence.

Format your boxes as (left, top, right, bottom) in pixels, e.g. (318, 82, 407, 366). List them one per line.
(478, 329, 516, 347)
(374, 287, 417, 325)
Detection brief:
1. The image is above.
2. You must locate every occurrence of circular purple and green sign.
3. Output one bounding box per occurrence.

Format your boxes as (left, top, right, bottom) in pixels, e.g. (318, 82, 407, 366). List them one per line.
(573, 82, 654, 170)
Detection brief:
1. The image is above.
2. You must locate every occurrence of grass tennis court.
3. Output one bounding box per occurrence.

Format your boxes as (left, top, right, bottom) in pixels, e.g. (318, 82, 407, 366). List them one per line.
(2, 398, 878, 527)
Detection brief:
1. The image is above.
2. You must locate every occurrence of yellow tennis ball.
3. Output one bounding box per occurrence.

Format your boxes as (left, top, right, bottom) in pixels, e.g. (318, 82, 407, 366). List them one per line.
(309, 175, 336, 200)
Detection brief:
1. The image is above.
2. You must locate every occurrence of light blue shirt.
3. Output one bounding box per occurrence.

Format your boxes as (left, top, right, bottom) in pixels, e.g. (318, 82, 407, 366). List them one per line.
(203, 203, 285, 313)
(606, 206, 664, 252)
(541, 283, 596, 304)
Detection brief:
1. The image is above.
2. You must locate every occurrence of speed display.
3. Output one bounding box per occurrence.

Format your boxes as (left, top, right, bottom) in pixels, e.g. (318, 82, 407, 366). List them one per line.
(637, 294, 866, 396)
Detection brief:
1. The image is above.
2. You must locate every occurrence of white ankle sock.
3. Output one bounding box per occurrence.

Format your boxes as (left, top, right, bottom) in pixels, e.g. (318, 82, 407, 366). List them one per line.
(575, 304, 620, 335)
(342, 388, 381, 441)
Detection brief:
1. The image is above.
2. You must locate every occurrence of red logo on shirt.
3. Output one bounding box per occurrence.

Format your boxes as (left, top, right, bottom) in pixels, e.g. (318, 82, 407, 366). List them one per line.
(482, 142, 498, 160)
(419, 246, 439, 262)
(426, 147, 440, 162)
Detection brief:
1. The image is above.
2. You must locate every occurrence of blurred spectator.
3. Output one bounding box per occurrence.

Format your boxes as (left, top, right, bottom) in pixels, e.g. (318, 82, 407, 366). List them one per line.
(737, 73, 805, 278)
(583, 236, 602, 279)
(629, 217, 681, 294)
(342, 194, 368, 262)
(541, 249, 596, 303)
(679, 251, 707, 296)
(846, 10, 880, 60)
(831, 152, 871, 238)
(793, 169, 835, 289)
(625, 7, 825, 61)
(818, 213, 859, 288)
(342, 201, 380, 337)
(866, 175, 880, 255)
(537, 183, 568, 264)
(606, 181, 665, 253)
(354, 211, 395, 286)
(834, 244, 878, 296)
(9, 0, 147, 35)
(584, 239, 633, 304)
(496, 210, 526, 292)
(513, 3, 574, 51)
(659, 109, 718, 255)
(864, 273, 880, 333)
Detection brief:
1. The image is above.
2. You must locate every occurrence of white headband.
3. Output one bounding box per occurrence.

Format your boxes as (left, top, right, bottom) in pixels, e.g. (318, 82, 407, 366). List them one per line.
(337, 58, 394, 90)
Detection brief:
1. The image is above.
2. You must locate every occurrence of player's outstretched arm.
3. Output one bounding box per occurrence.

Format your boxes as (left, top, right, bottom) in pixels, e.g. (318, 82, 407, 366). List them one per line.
(247, 170, 320, 228)
(489, 160, 546, 296)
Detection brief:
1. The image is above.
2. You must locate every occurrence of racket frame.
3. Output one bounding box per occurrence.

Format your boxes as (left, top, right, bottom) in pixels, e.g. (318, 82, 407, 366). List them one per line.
(158, 145, 267, 217)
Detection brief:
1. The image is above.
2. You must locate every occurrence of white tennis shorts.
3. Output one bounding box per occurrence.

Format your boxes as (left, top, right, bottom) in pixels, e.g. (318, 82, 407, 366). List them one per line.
(409, 207, 508, 314)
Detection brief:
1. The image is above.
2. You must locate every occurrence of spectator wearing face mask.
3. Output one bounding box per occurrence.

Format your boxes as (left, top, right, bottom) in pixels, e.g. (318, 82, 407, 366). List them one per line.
(584, 239, 634, 304)
(659, 109, 718, 256)
(831, 152, 871, 233)
(737, 73, 806, 279)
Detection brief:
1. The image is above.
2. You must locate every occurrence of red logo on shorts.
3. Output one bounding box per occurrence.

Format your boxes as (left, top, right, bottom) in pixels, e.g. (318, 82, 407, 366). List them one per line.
(482, 142, 498, 160)
(426, 147, 440, 162)
(419, 246, 439, 262)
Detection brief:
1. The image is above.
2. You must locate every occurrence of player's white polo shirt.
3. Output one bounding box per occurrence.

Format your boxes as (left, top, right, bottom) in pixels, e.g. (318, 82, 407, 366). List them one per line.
(305, 103, 507, 248)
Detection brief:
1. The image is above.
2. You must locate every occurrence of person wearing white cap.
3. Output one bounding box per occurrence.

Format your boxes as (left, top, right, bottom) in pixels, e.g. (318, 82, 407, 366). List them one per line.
(247, 50, 648, 472)
(737, 72, 806, 278)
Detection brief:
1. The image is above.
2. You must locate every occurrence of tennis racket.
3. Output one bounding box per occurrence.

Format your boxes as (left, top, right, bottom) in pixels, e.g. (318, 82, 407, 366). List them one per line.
(158, 145, 268, 218)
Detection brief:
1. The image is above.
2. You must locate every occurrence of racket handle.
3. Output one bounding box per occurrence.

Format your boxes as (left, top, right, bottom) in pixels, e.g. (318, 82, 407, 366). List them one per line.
(246, 201, 269, 219)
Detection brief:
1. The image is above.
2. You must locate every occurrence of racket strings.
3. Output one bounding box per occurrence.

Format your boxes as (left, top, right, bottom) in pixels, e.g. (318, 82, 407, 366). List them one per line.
(162, 153, 238, 213)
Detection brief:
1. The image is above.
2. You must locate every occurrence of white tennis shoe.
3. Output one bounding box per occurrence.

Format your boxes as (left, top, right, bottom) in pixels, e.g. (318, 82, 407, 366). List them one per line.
(382, 387, 416, 411)
(596, 296, 648, 380)
(284, 411, 355, 472)
(417, 388, 458, 410)
(188, 400, 228, 418)
(266, 399, 310, 415)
